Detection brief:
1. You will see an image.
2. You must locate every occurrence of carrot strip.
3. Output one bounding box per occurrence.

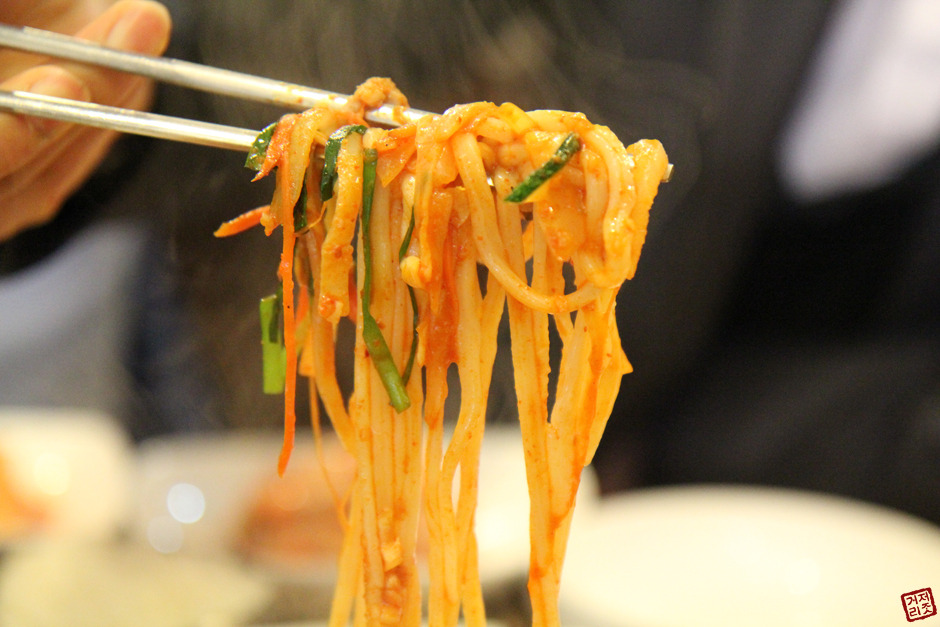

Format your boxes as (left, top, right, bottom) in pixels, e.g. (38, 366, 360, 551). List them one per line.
(277, 167, 299, 476)
(213, 205, 268, 238)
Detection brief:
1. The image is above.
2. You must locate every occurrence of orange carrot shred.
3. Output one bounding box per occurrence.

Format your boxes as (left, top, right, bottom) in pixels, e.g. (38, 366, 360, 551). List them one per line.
(213, 205, 267, 238)
(276, 165, 298, 477)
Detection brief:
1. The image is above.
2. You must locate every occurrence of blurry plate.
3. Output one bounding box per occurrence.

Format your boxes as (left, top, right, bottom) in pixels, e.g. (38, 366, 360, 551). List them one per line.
(0, 407, 132, 542)
(131, 427, 599, 587)
(132, 430, 289, 557)
(560, 485, 940, 627)
(251, 622, 508, 627)
(473, 426, 599, 585)
(0, 540, 272, 627)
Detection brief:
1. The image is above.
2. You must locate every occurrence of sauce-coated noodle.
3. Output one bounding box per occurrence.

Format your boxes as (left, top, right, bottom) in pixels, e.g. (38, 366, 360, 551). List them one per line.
(216, 78, 669, 627)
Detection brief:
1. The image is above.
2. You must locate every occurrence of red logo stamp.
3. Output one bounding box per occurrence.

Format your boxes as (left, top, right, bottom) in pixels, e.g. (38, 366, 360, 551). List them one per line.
(902, 588, 937, 622)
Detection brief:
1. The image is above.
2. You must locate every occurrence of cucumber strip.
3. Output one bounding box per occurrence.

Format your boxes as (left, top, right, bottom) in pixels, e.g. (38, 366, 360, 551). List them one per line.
(259, 288, 286, 394)
(504, 132, 581, 202)
(245, 121, 278, 171)
(320, 124, 367, 201)
(398, 210, 418, 384)
(360, 148, 411, 412)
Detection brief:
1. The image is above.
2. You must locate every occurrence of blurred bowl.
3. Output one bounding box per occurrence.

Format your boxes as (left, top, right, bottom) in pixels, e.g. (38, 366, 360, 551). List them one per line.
(472, 426, 600, 585)
(132, 430, 292, 557)
(0, 407, 132, 542)
(0, 540, 273, 627)
(131, 426, 599, 588)
(560, 485, 940, 627)
(252, 622, 508, 627)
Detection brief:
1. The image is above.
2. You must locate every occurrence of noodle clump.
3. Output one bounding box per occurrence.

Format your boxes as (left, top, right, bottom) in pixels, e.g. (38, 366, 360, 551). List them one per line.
(216, 78, 669, 627)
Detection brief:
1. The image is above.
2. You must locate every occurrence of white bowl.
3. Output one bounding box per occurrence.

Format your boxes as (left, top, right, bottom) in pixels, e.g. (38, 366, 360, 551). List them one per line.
(0, 540, 273, 627)
(131, 426, 599, 587)
(132, 430, 289, 557)
(560, 485, 940, 627)
(0, 407, 132, 542)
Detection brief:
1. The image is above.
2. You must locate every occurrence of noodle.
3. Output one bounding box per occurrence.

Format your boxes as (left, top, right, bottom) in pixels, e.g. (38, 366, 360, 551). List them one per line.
(217, 78, 669, 627)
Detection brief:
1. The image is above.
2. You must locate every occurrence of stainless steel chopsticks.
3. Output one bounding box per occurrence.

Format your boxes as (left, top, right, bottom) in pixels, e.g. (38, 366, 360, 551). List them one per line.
(0, 89, 259, 151)
(0, 23, 673, 181)
(0, 23, 431, 128)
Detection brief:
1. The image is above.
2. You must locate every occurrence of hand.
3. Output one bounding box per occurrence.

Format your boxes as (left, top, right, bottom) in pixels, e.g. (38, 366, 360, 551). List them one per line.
(0, 1, 171, 241)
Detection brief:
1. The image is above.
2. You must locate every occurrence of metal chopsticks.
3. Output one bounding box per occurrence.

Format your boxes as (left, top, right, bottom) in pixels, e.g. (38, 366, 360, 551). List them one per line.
(0, 89, 259, 151)
(0, 23, 431, 151)
(0, 23, 431, 126)
(0, 23, 673, 180)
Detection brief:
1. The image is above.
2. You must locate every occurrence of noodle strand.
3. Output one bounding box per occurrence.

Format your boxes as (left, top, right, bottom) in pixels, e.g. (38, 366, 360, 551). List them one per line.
(218, 77, 669, 627)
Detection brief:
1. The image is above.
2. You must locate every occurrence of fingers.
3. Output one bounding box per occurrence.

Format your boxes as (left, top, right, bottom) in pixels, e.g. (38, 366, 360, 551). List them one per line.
(0, 1, 172, 162)
(0, 122, 119, 240)
(0, 1, 172, 239)
(0, 66, 97, 229)
(1, 65, 90, 145)
(65, 0, 172, 105)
